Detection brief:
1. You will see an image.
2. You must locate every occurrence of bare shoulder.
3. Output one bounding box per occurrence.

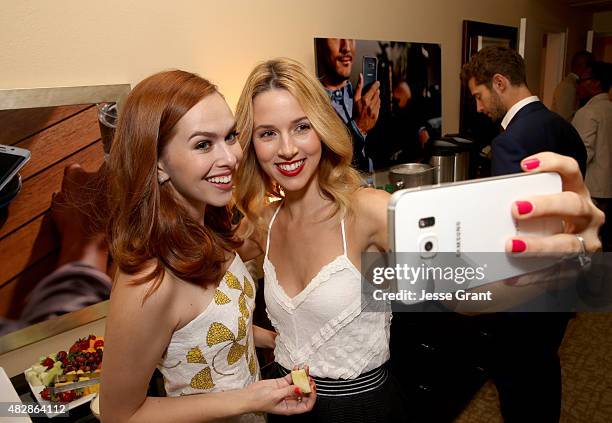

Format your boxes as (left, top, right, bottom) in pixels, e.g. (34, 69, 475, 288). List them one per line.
(237, 201, 281, 261)
(109, 261, 179, 327)
(352, 188, 390, 223)
(262, 200, 282, 221)
(102, 262, 180, 420)
(241, 201, 279, 242)
(257, 200, 282, 235)
(348, 188, 390, 250)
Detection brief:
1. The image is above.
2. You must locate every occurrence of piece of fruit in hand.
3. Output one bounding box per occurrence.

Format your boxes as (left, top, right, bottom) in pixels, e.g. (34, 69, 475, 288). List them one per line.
(290, 369, 311, 394)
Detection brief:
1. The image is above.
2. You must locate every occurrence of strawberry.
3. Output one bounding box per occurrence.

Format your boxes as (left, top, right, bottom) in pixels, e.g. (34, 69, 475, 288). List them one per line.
(41, 357, 55, 370)
(59, 391, 73, 403)
(41, 388, 51, 401)
(94, 339, 104, 348)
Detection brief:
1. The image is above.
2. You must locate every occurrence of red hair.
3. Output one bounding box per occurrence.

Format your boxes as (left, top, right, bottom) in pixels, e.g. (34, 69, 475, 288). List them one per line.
(105, 70, 241, 298)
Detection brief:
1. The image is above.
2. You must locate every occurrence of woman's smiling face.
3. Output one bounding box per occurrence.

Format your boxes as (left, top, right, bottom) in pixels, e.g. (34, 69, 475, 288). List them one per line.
(157, 92, 242, 217)
(251, 88, 322, 193)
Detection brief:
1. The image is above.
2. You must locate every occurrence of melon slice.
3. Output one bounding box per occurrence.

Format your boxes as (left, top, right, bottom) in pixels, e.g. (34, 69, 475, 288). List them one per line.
(290, 369, 311, 394)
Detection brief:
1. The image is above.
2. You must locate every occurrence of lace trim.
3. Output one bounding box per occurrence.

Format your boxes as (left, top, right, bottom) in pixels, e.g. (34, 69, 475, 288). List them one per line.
(264, 254, 359, 309)
(275, 319, 390, 379)
(265, 254, 390, 378)
(334, 312, 391, 379)
(273, 298, 390, 377)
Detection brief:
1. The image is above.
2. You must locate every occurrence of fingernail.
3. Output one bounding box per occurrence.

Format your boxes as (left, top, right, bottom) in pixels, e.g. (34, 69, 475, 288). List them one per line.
(294, 387, 302, 395)
(512, 239, 527, 253)
(516, 201, 533, 215)
(505, 277, 520, 286)
(523, 158, 540, 170)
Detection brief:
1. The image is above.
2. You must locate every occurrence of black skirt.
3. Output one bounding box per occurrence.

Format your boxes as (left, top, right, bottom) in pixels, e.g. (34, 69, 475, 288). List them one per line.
(265, 363, 413, 423)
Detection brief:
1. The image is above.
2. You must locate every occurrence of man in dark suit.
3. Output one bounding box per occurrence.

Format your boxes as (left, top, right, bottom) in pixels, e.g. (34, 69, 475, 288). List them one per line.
(460, 46, 587, 423)
(462, 46, 586, 177)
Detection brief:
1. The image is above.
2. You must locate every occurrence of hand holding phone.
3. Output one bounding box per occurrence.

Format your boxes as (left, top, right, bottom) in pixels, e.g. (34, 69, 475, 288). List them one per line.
(361, 56, 378, 95)
(0, 145, 31, 192)
(387, 172, 564, 301)
(353, 57, 381, 135)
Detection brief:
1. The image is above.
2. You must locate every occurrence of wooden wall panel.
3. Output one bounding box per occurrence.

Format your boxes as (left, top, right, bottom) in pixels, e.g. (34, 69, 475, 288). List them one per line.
(0, 105, 105, 318)
(0, 141, 104, 239)
(14, 107, 101, 180)
(0, 105, 91, 146)
(0, 215, 57, 284)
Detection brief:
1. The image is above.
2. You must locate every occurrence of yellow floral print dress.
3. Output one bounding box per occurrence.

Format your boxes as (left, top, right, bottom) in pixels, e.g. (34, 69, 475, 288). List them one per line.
(157, 255, 264, 423)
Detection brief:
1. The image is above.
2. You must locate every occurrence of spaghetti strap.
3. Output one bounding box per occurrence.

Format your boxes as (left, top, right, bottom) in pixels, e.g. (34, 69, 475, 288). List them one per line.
(340, 219, 348, 256)
(265, 202, 283, 259)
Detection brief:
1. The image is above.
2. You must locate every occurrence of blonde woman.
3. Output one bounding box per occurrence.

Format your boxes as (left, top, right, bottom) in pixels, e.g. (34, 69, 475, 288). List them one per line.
(233, 58, 603, 422)
(234, 58, 409, 421)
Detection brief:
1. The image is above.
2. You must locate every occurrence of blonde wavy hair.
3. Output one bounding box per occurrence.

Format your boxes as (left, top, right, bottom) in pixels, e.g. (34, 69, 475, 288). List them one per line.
(234, 58, 361, 239)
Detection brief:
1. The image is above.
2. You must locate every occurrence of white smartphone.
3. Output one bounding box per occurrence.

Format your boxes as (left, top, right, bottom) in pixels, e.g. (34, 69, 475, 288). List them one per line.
(387, 172, 563, 300)
(0, 145, 31, 192)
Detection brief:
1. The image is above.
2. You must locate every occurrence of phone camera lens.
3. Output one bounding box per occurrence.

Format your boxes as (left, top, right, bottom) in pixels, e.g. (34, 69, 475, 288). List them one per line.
(418, 234, 437, 259)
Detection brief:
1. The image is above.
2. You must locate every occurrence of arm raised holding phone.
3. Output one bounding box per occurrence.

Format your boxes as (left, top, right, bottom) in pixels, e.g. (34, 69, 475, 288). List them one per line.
(385, 152, 603, 312)
(385, 152, 602, 257)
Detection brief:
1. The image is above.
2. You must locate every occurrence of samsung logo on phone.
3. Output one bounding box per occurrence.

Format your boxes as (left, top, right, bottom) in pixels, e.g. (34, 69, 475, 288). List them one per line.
(455, 221, 461, 255)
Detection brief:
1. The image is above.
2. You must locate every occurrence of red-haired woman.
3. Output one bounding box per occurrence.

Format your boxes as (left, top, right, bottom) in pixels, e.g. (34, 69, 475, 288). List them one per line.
(99, 70, 315, 423)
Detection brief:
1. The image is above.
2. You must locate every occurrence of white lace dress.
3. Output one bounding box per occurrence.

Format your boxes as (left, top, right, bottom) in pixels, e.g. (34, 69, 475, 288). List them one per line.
(263, 205, 391, 380)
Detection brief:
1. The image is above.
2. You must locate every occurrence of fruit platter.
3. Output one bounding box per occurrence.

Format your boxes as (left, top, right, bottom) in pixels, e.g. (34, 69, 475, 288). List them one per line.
(23, 334, 103, 417)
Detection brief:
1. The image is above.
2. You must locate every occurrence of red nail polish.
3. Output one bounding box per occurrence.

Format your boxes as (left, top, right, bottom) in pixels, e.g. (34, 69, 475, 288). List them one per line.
(505, 276, 520, 286)
(294, 387, 301, 395)
(516, 201, 533, 215)
(523, 159, 540, 170)
(512, 239, 527, 253)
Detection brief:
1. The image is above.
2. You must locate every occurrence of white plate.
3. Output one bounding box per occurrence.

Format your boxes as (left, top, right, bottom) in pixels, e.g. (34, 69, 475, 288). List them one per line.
(90, 394, 100, 420)
(0, 367, 32, 422)
(24, 367, 96, 419)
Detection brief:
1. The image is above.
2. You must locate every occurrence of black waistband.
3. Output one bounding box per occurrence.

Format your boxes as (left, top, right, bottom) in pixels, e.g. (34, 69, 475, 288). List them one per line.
(278, 364, 388, 397)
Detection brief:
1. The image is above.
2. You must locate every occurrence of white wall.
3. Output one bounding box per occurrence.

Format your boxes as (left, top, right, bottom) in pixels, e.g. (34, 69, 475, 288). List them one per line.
(0, 0, 592, 134)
